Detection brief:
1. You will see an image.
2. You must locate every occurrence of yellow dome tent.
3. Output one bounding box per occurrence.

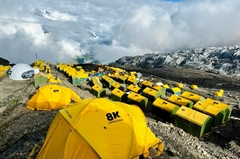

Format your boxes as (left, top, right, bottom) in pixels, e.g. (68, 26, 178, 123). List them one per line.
(36, 98, 164, 159)
(191, 84, 198, 90)
(48, 76, 62, 83)
(0, 65, 11, 77)
(27, 84, 81, 110)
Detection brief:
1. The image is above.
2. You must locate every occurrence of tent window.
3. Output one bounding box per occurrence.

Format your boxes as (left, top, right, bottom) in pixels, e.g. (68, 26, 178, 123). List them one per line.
(7, 70, 12, 75)
(21, 70, 34, 79)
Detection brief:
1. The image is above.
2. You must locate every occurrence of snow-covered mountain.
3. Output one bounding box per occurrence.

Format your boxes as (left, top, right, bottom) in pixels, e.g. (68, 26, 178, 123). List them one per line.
(111, 45, 240, 76)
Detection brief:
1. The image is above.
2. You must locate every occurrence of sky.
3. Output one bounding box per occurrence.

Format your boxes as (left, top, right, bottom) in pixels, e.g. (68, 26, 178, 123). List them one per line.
(0, 0, 239, 64)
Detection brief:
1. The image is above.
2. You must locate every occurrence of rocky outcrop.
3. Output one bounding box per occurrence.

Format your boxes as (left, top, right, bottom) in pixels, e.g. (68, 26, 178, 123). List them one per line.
(0, 57, 10, 66)
(111, 45, 240, 76)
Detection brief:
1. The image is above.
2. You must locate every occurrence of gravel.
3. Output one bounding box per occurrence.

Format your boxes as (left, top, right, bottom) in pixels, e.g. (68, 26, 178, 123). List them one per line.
(0, 65, 239, 159)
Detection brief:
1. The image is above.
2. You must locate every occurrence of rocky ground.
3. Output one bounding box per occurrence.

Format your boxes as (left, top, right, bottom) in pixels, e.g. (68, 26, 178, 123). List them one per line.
(0, 64, 240, 159)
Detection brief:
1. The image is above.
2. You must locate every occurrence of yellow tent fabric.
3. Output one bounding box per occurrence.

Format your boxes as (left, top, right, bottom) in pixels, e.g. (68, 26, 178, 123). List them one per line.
(36, 98, 164, 159)
(33, 60, 45, 71)
(48, 76, 62, 83)
(46, 73, 53, 79)
(191, 84, 198, 89)
(92, 76, 103, 87)
(27, 84, 81, 110)
(0, 65, 11, 77)
(34, 60, 44, 66)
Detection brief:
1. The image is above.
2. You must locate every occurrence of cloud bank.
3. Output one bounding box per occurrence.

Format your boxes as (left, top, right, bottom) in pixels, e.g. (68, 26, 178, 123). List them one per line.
(0, 0, 239, 64)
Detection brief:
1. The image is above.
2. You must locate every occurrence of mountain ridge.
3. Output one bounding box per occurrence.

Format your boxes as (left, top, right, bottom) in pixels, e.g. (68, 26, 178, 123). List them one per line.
(110, 44, 240, 76)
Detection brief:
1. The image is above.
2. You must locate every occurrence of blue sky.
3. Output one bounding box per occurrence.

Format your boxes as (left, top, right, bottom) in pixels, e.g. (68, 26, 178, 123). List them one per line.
(165, 0, 182, 2)
(0, 0, 239, 64)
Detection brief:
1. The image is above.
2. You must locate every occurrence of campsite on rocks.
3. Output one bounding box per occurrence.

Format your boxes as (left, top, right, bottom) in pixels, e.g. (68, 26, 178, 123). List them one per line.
(0, 55, 240, 159)
(1, 0, 239, 158)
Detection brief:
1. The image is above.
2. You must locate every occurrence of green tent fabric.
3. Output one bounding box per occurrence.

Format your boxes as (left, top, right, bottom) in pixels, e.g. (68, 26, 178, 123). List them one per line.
(175, 106, 213, 138)
(34, 72, 49, 88)
(152, 98, 180, 121)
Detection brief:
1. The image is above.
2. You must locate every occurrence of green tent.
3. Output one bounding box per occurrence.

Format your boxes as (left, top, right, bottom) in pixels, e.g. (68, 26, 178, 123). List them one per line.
(127, 92, 148, 111)
(168, 95, 194, 108)
(152, 98, 180, 121)
(180, 91, 205, 103)
(175, 106, 213, 138)
(91, 85, 106, 98)
(127, 84, 142, 93)
(204, 98, 232, 121)
(34, 72, 48, 88)
(193, 101, 226, 127)
(142, 87, 161, 103)
(111, 88, 128, 102)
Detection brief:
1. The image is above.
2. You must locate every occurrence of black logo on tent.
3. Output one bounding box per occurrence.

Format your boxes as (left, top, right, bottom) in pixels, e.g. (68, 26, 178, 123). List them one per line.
(53, 89, 59, 92)
(64, 109, 72, 119)
(106, 111, 123, 124)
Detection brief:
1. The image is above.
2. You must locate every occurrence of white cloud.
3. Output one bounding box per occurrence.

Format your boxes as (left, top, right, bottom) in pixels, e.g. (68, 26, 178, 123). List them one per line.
(91, 39, 152, 64)
(41, 10, 78, 21)
(0, 20, 84, 64)
(0, 0, 239, 64)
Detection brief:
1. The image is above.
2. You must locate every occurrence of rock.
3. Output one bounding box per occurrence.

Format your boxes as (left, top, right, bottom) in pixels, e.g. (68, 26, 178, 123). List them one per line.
(0, 57, 10, 66)
(166, 149, 177, 157)
(178, 129, 185, 137)
(149, 147, 158, 158)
